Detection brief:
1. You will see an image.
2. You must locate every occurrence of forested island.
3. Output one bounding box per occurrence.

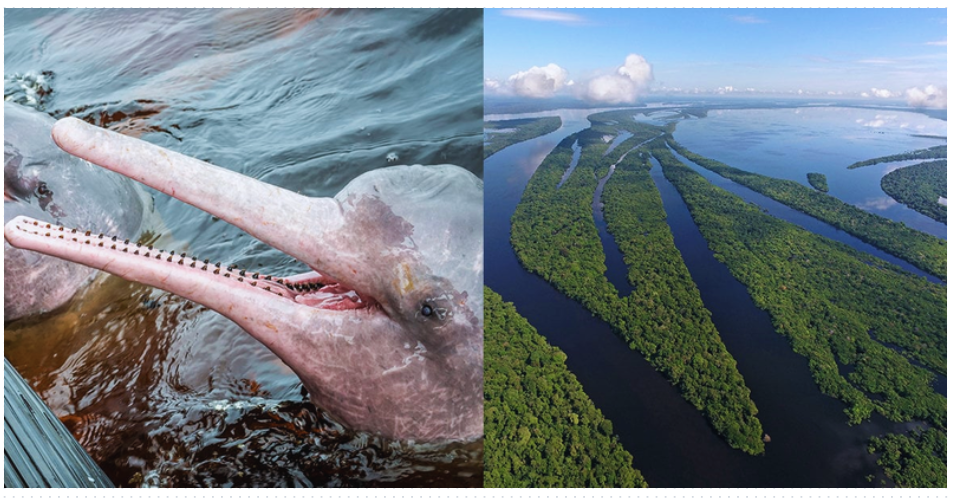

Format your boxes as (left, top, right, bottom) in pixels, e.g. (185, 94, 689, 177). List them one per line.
(847, 145, 946, 169)
(807, 172, 829, 192)
(484, 116, 562, 159)
(510, 112, 765, 455)
(484, 287, 647, 488)
(880, 160, 946, 224)
(651, 140, 946, 485)
(503, 105, 946, 486)
(667, 139, 946, 279)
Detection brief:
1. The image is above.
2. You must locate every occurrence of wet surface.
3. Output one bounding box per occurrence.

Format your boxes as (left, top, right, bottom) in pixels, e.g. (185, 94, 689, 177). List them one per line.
(5, 8, 483, 487)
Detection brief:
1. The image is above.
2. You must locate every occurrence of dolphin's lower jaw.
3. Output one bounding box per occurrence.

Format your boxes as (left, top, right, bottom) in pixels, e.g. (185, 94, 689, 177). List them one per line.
(4, 215, 483, 442)
(4, 216, 376, 313)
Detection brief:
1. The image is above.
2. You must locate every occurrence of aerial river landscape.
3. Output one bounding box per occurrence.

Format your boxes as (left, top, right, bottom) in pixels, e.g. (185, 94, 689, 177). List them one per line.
(484, 103, 946, 487)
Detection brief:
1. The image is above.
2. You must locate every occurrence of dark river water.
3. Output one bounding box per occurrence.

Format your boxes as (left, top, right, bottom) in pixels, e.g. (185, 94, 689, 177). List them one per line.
(4, 8, 483, 487)
(484, 107, 940, 487)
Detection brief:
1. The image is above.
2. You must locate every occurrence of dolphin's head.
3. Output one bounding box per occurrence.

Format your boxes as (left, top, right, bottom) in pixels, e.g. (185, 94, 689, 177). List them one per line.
(4, 117, 483, 442)
(4, 103, 147, 320)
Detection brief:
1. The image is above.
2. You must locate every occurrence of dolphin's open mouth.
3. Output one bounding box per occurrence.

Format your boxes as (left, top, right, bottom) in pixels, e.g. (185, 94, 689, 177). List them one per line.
(6, 216, 376, 312)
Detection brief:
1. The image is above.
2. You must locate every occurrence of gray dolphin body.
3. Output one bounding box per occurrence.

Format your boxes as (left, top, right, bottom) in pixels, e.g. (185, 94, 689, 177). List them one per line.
(4, 103, 149, 320)
(5, 118, 483, 442)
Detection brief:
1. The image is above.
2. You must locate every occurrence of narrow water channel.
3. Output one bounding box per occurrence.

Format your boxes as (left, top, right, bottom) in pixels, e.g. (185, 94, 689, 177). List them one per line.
(556, 140, 582, 189)
(485, 112, 918, 487)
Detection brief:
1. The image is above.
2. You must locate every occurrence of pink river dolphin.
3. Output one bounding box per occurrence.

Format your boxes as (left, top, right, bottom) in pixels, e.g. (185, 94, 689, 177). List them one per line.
(4, 118, 483, 443)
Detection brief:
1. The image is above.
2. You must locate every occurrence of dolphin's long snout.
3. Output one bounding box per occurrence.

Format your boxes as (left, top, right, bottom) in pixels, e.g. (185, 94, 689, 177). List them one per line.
(51, 117, 344, 269)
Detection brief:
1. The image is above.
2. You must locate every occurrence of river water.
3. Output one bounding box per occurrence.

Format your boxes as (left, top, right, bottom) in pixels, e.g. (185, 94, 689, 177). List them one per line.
(4, 8, 483, 487)
(673, 106, 946, 239)
(484, 106, 942, 487)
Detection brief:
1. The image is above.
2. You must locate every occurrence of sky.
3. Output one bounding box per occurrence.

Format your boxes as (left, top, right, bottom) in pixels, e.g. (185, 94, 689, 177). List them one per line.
(484, 8, 948, 107)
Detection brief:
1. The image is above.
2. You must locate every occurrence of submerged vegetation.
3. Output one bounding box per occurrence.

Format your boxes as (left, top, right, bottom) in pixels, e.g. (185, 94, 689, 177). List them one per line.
(846, 145, 946, 169)
(484, 116, 562, 159)
(511, 111, 765, 455)
(483, 287, 647, 488)
(880, 160, 946, 224)
(868, 428, 946, 488)
(806, 172, 829, 192)
(667, 139, 946, 279)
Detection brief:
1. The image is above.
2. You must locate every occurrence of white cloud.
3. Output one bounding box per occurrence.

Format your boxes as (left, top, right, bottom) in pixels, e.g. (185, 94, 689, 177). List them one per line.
(507, 63, 569, 98)
(579, 54, 654, 104)
(870, 88, 895, 98)
(502, 9, 588, 25)
(905, 85, 947, 109)
(925, 39, 947, 46)
(484, 78, 501, 92)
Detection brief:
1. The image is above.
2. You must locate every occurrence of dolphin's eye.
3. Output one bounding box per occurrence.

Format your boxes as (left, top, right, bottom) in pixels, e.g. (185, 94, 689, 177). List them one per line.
(421, 304, 433, 317)
(35, 181, 52, 198)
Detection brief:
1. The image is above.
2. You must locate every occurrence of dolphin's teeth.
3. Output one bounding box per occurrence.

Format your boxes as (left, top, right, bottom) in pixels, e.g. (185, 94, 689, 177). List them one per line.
(203, 259, 209, 264)
(59, 226, 64, 231)
(111, 244, 116, 249)
(111, 235, 117, 241)
(59, 235, 63, 239)
(264, 286, 271, 291)
(84, 230, 90, 236)
(136, 242, 142, 248)
(124, 239, 129, 244)
(224, 273, 231, 278)
(145, 252, 150, 257)
(72, 238, 77, 242)
(192, 256, 197, 261)
(215, 262, 221, 268)
(84, 239, 89, 244)
(45, 224, 50, 229)
(167, 255, 173, 262)
(148, 245, 153, 250)
(201, 265, 207, 271)
(276, 278, 284, 284)
(45, 232, 50, 237)
(237, 277, 244, 282)
(98, 234, 104, 239)
(122, 247, 127, 252)
(156, 254, 161, 260)
(72, 229, 77, 234)
(98, 241, 103, 247)
(252, 272, 259, 279)
(178, 259, 184, 265)
(239, 269, 246, 277)
(134, 250, 140, 255)
(250, 281, 257, 287)
(190, 262, 196, 268)
(264, 275, 272, 281)
(33, 221, 38, 226)
(214, 269, 220, 275)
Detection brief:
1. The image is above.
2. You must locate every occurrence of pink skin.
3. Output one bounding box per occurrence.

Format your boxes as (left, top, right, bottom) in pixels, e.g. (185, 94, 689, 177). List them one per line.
(4, 118, 483, 442)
